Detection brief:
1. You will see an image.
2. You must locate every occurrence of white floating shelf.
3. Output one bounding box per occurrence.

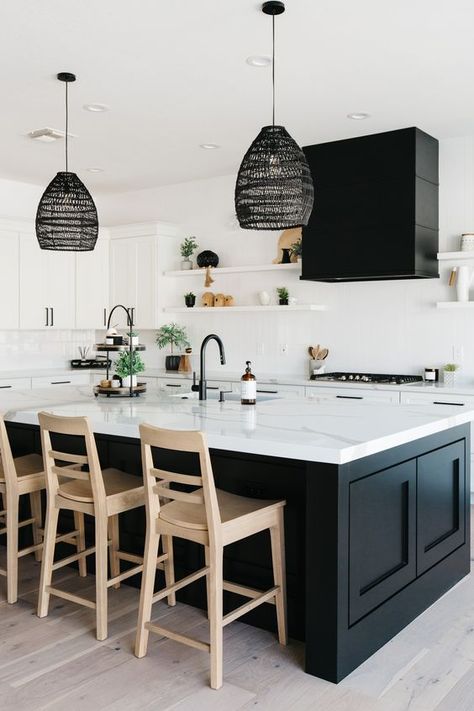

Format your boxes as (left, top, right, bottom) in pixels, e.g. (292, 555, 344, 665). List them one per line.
(437, 251, 474, 261)
(163, 304, 327, 313)
(436, 301, 474, 309)
(164, 263, 300, 277)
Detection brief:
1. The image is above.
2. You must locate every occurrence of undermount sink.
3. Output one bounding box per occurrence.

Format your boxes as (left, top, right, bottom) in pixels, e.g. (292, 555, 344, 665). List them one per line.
(171, 390, 281, 403)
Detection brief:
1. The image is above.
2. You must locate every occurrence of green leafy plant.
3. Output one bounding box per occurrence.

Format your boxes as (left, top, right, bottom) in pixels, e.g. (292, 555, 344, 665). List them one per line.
(180, 236, 198, 259)
(114, 350, 145, 378)
(156, 323, 190, 353)
(443, 363, 459, 372)
(184, 292, 195, 299)
(290, 239, 302, 257)
(277, 287, 289, 300)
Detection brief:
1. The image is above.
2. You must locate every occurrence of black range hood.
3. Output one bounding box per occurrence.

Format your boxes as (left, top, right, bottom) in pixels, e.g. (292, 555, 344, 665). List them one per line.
(301, 127, 439, 282)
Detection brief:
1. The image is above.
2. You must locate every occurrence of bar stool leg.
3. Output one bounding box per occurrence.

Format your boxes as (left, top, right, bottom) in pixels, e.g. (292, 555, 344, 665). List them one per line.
(95, 515, 109, 641)
(135, 530, 160, 658)
(270, 508, 288, 646)
(73, 512, 87, 578)
(209, 544, 224, 690)
(108, 515, 120, 589)
(204, 546, 211, 620)
(6, 491, 19, 604)
(162, 535, 176, 606)
(37, 504, 59, 617)
(29, 491, 43, 563)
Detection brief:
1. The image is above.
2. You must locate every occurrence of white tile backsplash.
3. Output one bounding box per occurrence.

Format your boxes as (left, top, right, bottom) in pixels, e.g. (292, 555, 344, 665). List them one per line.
(0, 330, 95, 371)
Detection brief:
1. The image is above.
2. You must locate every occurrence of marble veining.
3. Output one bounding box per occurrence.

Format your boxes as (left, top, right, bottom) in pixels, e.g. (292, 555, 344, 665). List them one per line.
(3, 386, 474, 464)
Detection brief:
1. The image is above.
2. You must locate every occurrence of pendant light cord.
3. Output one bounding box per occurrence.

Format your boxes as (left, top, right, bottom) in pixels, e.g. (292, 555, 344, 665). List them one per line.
(65, 80, 69, 173)
(272, 13, 275, 126)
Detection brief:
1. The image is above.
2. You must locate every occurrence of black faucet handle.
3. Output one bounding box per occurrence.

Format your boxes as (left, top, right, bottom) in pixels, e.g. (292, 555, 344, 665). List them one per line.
(219, 389, 233, 403)
(191, 371, 199, 392)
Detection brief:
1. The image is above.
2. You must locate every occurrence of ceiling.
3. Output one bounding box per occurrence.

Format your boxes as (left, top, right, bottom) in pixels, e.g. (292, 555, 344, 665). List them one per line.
(1, 0, 474, 193)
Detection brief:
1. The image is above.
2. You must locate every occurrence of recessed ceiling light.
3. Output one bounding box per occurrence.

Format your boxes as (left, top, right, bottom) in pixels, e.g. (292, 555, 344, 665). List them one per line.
(83, 103, 109, 113)
(347, 112, 371, 120)
(86, 167, 104, 173)
(200, 143, 220, 150)
(246, 55, 272, 67)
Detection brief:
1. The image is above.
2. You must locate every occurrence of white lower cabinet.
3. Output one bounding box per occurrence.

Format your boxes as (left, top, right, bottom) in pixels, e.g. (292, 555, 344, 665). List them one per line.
(305, 386, 400, 403)
(257, 383, 304, 398)
(31, 373, 90, 388)
(0, 377, 31, 390)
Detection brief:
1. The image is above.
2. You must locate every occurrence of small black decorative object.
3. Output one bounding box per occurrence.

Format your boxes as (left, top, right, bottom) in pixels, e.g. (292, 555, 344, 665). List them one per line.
(184, 293, 196, 308)
(235, 2, 314, 230)
(280, 247, 291, 264)
(36, 72, 98, 251)
(196, 250, 219, 268)
(165, 355, 181, 371)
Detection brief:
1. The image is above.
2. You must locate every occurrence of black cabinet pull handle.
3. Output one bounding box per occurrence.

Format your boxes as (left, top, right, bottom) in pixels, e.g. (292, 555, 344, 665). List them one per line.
(45, 307, 49, 327)
(207, 386, 219, 390)
(0, 385, 12, 389)
(432, 401, 465, 406)
(257, 389, 278, 394)
(50, 307, 54, 327)
(51, 380, 71, 385)
(166, 383, 181, 388)
(336, 395, 363, 400)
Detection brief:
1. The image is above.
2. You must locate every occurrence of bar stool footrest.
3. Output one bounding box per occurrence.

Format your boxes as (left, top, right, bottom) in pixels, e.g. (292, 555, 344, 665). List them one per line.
(145, 622, 210, 653)
(45, 585, 96, 609)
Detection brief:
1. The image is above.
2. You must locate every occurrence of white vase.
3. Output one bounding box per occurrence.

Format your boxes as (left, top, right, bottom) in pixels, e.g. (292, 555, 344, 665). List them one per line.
(181, 259, 192, 270)
(258, 290, 270, 306)
(456, 266, 473, 302)
(122, 375, 137, 387)
(443, 370, 456, 387)
(130, 336, 139, 346)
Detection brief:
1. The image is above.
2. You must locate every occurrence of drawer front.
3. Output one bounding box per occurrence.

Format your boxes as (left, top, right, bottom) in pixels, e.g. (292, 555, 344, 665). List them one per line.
(0, 377, 31, 391)
(306, 386, 400, 403)
(31, 373, 90, 388)
(258, 383, 304, 398)
(400, 392, 474, 407)
(417, 440, 466, 575)
(349, 460, 417, 625)
(157, 378, 191, 392)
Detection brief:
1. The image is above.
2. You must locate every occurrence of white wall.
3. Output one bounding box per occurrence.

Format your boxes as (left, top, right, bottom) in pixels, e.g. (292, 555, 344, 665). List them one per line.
(98, 135, 474, 380)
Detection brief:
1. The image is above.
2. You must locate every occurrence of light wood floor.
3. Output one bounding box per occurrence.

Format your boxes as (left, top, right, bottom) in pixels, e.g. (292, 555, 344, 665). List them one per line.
(0, 512, 473, 711)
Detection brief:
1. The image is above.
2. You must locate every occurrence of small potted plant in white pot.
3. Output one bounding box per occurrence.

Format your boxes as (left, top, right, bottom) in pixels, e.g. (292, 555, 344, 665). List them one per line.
(156, 323, 190, 370)
(443, 363, 459, 387)
(114, 350, 145, 388)
(290, 239, 302, 263)
(277, 287, 289, 305)
(180, 236, 198, 270)
(128, 330, 139, 346)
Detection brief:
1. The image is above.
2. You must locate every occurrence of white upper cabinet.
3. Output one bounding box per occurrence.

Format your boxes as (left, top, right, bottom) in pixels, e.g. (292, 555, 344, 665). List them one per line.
(0, 230, 20, 329)
(19, 233, 76, 329)
(109, 222, 178, 330)
(75, 234, 110, 329)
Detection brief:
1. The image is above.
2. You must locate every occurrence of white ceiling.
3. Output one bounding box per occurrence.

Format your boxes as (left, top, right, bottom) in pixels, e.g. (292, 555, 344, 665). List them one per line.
(1, 0, 474, 193)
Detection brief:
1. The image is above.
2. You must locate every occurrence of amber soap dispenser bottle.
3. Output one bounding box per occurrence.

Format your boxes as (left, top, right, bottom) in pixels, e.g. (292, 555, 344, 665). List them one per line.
(241, 360, 256, 405)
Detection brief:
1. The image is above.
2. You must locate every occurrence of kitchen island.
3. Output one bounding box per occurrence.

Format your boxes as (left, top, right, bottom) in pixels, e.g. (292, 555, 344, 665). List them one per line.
(3, 387, 473, 682)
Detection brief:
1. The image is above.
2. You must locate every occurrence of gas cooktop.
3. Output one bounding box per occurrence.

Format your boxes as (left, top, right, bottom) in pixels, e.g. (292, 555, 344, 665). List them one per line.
(310, 372, 424, 385)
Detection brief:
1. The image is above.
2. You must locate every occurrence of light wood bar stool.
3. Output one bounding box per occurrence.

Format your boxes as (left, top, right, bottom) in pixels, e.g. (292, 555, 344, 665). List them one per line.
(135, 424, 287, 690)
(0, 414, 86, 604)
(37, 412, 173, 641)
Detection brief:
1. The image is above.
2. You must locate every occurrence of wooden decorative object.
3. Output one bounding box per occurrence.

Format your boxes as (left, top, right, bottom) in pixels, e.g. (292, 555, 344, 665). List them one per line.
(204, 266, 215, 287)
(272, 227, 302, 264)
(224, 295, 234, 307)
(214, 293, 225, 307)
(202, 292, 215, 307)
(178, 355, 192, 373)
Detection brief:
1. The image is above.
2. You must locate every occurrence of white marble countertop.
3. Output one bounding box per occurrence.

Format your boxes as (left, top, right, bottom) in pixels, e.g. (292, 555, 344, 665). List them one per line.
(3, 386, 474, 465)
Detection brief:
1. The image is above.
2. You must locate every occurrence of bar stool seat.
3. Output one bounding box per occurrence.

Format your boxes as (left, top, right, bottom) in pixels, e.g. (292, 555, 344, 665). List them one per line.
(160, 488, 284, 537)
(0, 454, 44, 484)
(59, 469, 144, 506)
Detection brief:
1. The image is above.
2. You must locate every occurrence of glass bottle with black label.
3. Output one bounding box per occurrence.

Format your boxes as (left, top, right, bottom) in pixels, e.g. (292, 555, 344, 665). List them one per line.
(241, 360, 256, 405)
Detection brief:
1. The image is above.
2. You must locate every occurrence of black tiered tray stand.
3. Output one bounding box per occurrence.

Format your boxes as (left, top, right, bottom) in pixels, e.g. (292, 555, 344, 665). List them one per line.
(93, 304, 146, 398)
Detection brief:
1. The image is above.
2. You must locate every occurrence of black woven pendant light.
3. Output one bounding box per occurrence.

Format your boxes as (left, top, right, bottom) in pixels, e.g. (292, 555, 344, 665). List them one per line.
(36, 73, 98, 251)
(235, 1, 314, 230)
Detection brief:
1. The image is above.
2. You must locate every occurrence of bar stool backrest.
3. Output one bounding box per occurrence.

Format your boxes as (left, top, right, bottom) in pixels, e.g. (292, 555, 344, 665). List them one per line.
(139, 424, 221, 548)
(0, 414, 18, 493)
(38, 412, 107, 510)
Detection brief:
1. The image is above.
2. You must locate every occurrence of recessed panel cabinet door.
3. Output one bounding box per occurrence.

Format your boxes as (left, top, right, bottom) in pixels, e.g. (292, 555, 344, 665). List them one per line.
(417, 441, 465, 575)
(349, 460, 417, 625)
(0, 231, 19, 328)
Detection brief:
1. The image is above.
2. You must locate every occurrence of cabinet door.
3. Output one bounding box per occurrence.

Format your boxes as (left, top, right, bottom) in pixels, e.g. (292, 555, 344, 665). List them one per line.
(110, 236, 157, 329)
(349, 460, 417, 625)
(19, 235, 75, 329)
(417, 441, 466, 575)
(306, 386, 400, 403)
(76, 238, 109, 328)
(0, 230, 19, 328)
(110, 238, 136, 318)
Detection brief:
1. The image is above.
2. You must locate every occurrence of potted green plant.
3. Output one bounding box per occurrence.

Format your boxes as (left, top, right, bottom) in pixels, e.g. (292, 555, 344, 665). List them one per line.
(443, 363, 459, 387)
(290, 239, 302, 263)
(114, 350, 145, 388)
(180, 236, 198, 270)
(156, 323, 190, 370)
(277, 287, 289, 305)
(184, 292, 196, 308)
(128, 330, 139, 346)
